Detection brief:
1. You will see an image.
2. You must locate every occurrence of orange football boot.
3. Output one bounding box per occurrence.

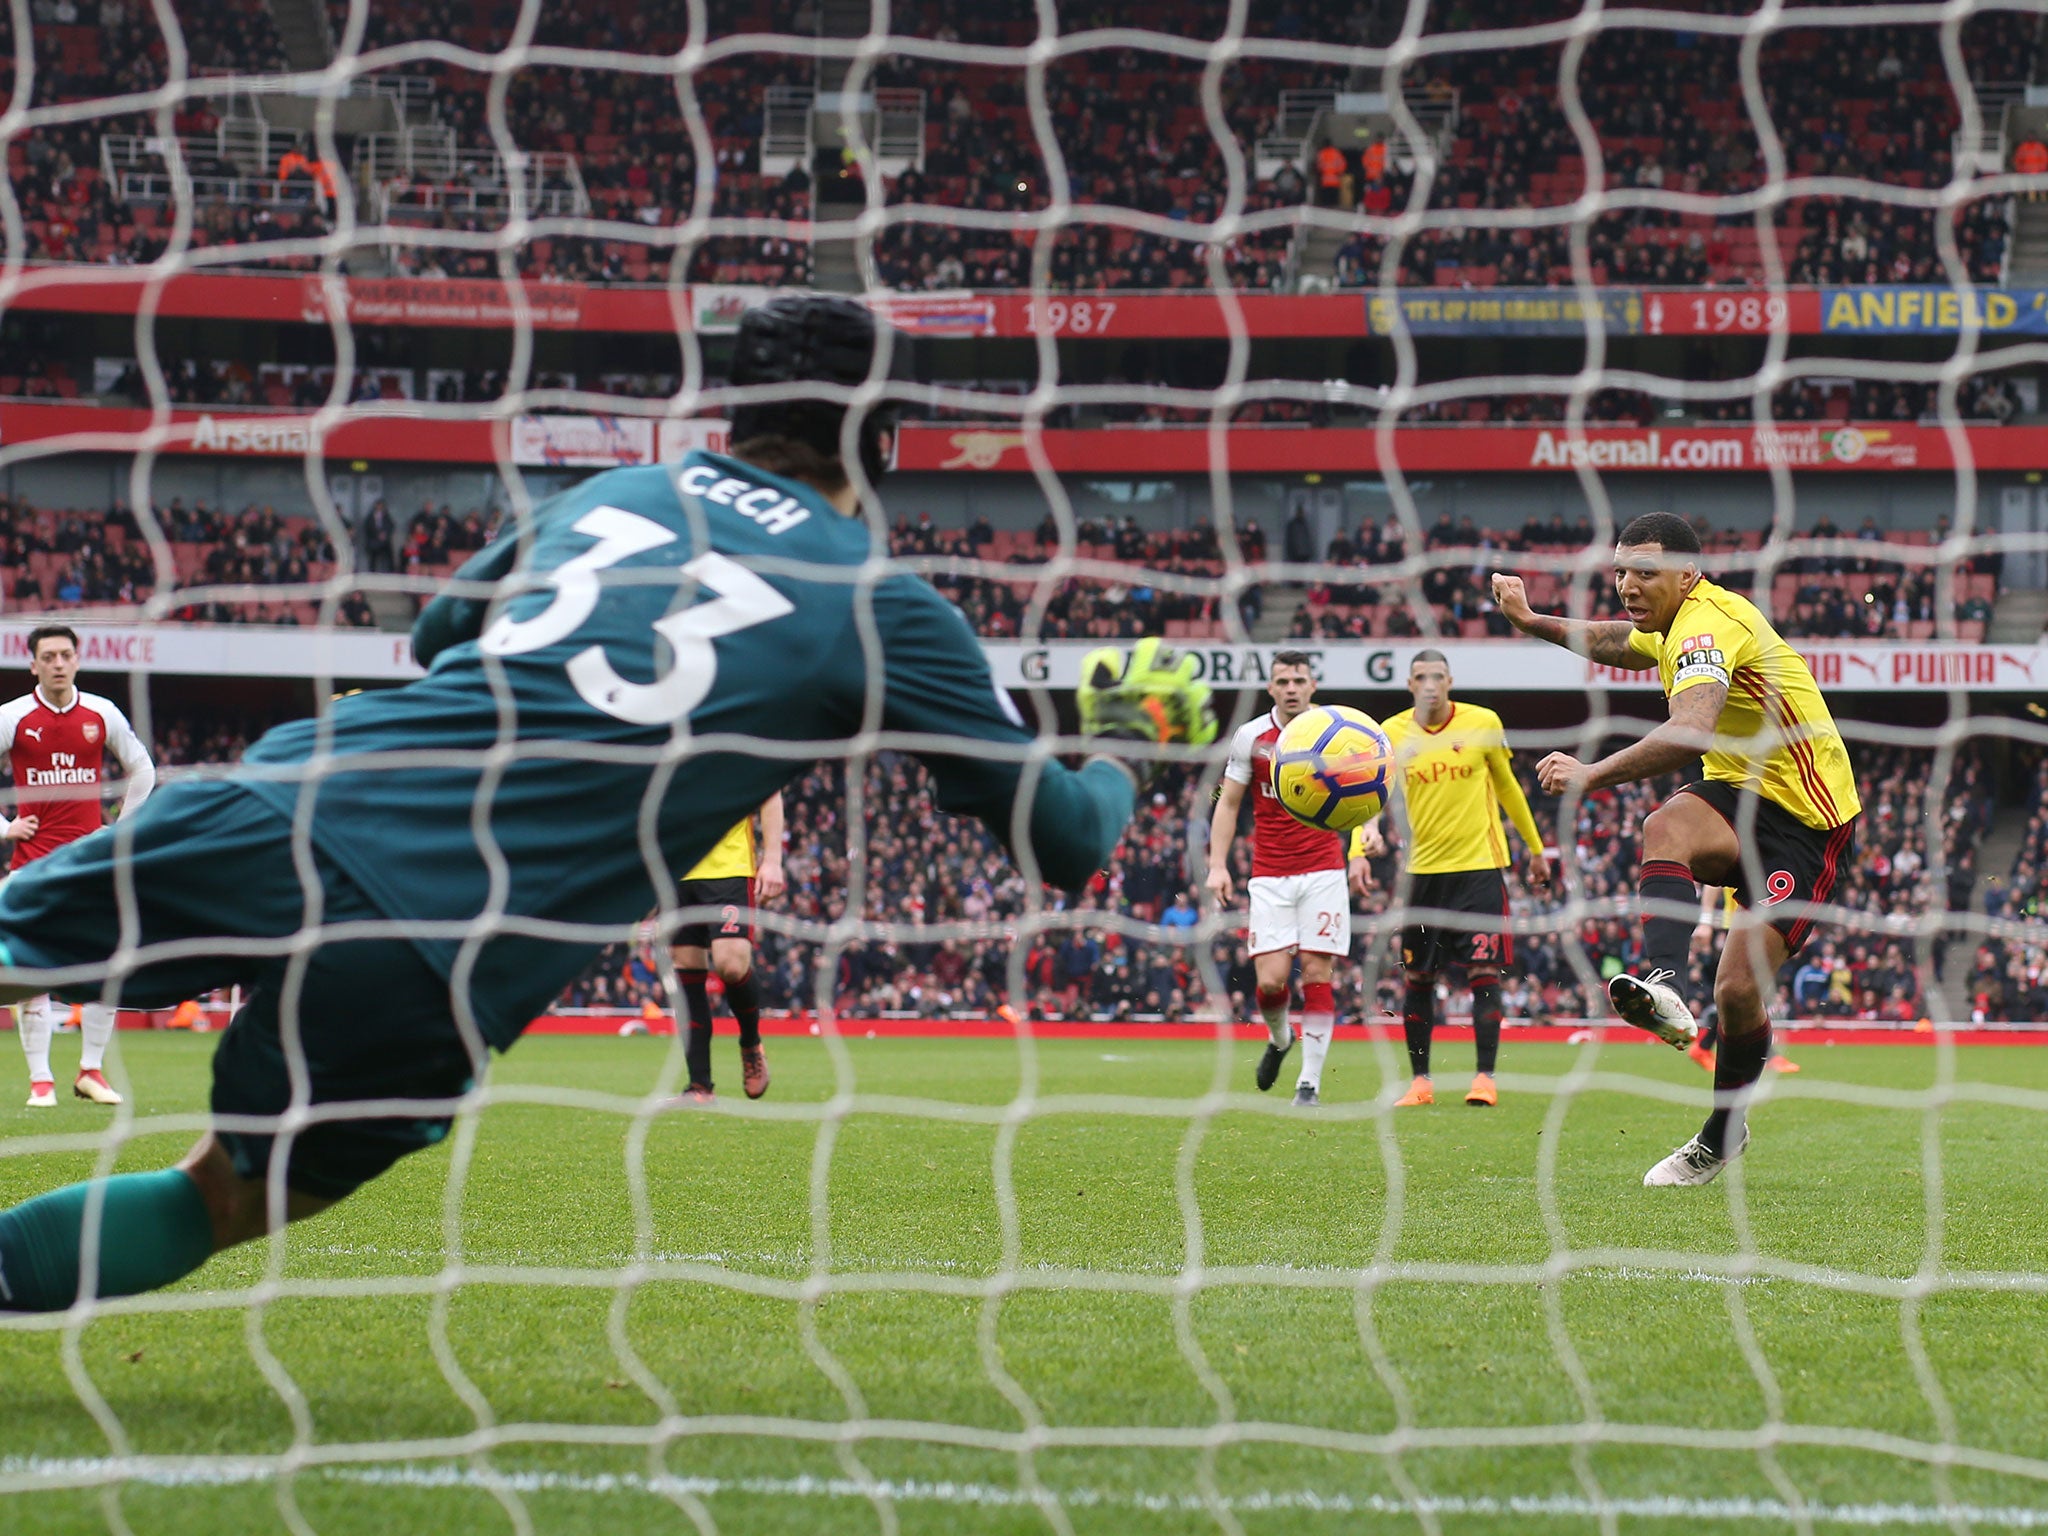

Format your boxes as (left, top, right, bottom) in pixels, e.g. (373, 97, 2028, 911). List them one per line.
(1395, 1076, 1435, 1107)
(1464, 1073, 1497, 1107)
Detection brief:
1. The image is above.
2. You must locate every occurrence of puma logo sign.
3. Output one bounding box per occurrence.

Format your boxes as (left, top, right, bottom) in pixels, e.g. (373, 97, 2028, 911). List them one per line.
(1305, 1031, 1328, 1043)
(21, 728, 40, 742)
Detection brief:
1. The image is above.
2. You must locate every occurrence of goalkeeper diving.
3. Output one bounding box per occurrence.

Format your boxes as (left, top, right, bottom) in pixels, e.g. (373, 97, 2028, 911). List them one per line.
(0, 294, 1216, 1313)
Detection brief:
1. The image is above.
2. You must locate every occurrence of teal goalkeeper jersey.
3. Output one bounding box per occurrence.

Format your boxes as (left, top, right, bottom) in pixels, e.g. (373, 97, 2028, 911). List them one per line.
(238, 451, 1135, 1047)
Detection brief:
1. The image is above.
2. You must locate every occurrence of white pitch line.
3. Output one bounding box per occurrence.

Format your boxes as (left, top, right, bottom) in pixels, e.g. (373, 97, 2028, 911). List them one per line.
(4, 1458, 2047, 1526)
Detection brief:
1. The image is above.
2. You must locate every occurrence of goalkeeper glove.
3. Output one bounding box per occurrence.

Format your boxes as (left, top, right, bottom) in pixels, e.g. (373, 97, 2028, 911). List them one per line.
(1077, 639, 1219, 780)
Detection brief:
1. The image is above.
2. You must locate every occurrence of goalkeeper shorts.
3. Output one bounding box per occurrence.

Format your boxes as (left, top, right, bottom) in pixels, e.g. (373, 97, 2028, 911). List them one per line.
(0, 778, 476, 1199)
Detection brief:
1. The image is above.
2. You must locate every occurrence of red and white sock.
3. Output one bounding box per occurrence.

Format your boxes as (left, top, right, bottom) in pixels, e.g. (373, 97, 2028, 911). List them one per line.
(1298, 981, 1336, 1089)
(1256, 984, 1293, 1050)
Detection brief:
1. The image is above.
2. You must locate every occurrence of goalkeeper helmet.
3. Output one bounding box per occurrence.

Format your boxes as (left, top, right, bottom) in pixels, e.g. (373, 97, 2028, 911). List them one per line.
(728, 292, 912, 485)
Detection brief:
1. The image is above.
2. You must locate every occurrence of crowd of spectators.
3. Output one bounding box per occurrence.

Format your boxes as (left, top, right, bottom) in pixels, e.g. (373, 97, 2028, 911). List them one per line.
(0, 493, 378, 624)
(892, 511, 1258, 640)
(16, 689, 2014, 1025)
(554, 736, 1992, 1027)
(0, 488, 2000, 642)
(10, 0, 2033, 291)
(1284, 508, 2000, 643)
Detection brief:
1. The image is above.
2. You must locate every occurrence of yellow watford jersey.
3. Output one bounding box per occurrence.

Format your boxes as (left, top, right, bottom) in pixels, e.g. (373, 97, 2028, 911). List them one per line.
(1626, 577, 1861, 831)
(682, 817, 755, 882)
(1348, 703, 1544, 874)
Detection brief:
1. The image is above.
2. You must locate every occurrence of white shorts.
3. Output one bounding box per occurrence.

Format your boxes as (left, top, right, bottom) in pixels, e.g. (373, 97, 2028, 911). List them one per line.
(1247, 870, 1351, 958)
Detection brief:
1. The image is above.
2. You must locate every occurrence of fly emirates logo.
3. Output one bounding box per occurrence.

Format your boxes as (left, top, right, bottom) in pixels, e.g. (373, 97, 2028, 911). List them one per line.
(1528, 431, 1745, 470)
(25, 751, 95, 787)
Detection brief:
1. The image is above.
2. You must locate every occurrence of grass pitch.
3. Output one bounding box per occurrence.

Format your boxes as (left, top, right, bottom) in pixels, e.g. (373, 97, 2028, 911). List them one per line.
(3, 1030, 2047, 1535)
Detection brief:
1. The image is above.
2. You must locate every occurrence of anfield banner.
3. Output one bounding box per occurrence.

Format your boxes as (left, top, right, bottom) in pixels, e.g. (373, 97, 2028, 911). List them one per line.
(1, 625, 2034, 687)
(12, 403, 2048, 473)
(1818, 286, 2048, 335)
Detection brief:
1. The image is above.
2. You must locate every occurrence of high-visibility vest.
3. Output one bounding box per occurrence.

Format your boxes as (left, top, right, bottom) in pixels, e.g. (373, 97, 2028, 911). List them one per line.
(1317, 144, 1345, 188)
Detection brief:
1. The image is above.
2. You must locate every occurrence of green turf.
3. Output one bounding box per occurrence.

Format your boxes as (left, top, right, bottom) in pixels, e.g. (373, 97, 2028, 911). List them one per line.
(3, 1031, 2047, 1535)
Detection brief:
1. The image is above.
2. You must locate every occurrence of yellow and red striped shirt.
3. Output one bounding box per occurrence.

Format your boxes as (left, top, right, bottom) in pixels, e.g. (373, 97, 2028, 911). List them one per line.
(1626, 578, 1860, 830)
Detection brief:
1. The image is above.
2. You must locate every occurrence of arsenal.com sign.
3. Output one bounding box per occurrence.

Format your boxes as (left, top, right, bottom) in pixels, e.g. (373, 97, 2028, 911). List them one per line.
(1526, 425, 1919, 471)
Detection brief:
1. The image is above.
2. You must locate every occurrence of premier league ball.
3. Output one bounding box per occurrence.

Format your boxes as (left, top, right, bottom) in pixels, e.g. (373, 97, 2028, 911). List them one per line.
(1270, 704, 1393, 833)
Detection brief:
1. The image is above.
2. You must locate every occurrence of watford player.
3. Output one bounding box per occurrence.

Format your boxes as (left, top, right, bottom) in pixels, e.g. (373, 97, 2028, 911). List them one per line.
(0, 625, 156, 1108)
(1494, 511, 1859, 1186)
(1347, 650, 1549, 1109)
(670, 793, 784, 1103)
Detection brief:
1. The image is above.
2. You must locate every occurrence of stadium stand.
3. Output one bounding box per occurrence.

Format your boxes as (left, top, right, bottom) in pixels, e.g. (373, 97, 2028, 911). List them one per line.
(5, 0, 2031, 290)
(0, 490, 1994, 640)
(0, 492, 374, 625)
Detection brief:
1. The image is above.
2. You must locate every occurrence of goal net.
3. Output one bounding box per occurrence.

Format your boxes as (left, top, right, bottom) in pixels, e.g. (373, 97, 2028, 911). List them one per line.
(3, 0, 2047, 1531)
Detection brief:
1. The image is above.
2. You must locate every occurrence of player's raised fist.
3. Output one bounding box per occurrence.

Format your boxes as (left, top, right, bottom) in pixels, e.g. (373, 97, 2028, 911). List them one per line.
(1535, 752, 1590, 794)
(1490, 573, 1534, 628)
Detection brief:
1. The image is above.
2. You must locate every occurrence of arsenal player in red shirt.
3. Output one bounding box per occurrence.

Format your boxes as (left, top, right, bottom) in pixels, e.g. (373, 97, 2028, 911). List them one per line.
(1207, 652, 1352, 1105)
(1, 625, 156, 1107)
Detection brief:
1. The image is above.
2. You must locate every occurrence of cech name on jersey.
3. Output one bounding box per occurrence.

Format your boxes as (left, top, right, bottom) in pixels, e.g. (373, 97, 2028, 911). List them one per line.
(676, 464, 811, 535)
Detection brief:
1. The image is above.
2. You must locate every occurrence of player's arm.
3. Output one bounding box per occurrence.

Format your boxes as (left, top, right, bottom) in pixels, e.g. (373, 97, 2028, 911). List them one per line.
(411, 528, 523, 667)
(755, 791, 786, 902)
(99, 699, 158, 816)
(1485, 740, 1550, 886)
(1207, 776, 1246, 905)
(1537, 681, 1726, 794)
(874, 584, 1158, 891)
(1346, 819, 1379, 897)
(1490, 574, 1659, 669)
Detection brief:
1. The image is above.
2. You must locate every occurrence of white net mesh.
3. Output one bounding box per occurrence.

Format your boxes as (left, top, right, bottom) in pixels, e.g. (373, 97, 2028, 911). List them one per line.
(3, 1, 2048, 1532)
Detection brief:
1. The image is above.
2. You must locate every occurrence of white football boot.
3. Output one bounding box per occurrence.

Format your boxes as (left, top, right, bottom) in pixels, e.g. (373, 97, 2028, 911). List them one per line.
(73, 1070, 123, 1106)
(1608, 969, 1700, 1049)
(1644, 1126, 1748, 1187)
(26, 1080, 56, 1109)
